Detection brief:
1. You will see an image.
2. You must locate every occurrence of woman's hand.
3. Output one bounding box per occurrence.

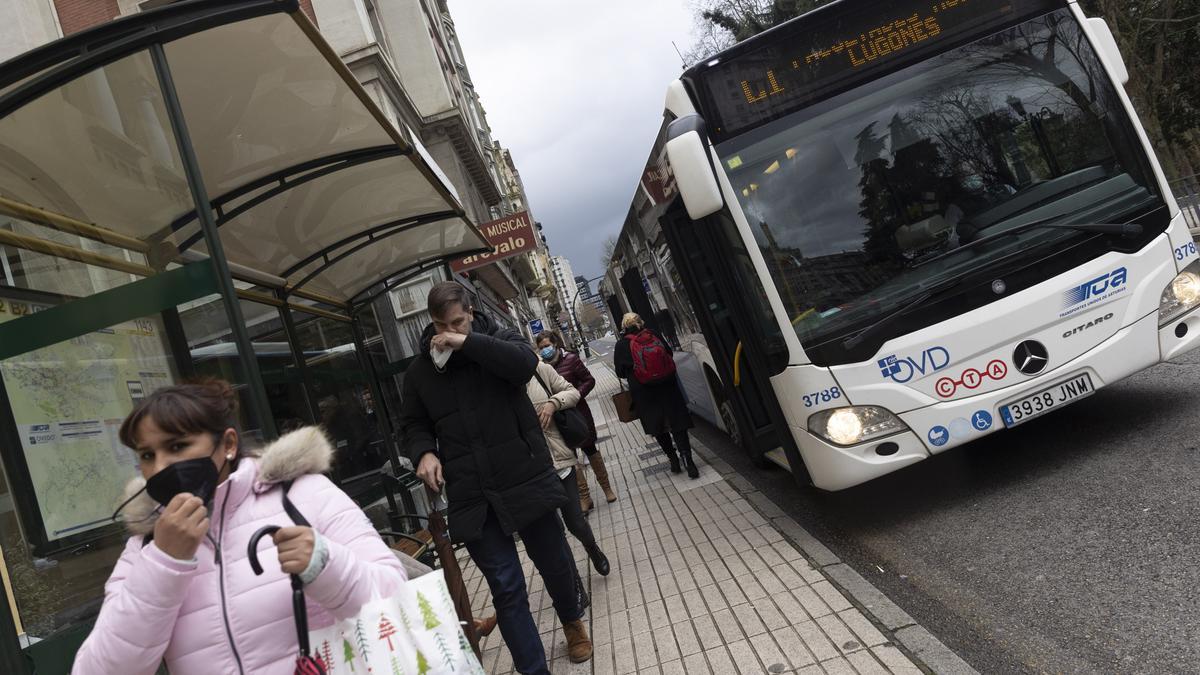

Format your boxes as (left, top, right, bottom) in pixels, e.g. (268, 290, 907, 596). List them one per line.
(153, 493, 209, 561)
(273, 526, 316, 575)
(538, 402, 556, 430)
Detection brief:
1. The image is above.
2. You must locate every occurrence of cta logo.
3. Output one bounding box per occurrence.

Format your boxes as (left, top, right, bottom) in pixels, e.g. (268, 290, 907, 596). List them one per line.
(1061, 267, 1128, 317)
(935, 360, 1008, 398)
(878, 347, 950, 383)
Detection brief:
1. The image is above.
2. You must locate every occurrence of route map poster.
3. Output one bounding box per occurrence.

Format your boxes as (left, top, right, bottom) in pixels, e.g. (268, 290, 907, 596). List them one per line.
(0, 294, 176, 549)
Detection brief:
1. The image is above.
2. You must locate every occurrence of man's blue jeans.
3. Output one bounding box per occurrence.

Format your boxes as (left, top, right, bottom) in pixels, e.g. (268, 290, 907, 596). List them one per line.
(465, 508, 583, 675)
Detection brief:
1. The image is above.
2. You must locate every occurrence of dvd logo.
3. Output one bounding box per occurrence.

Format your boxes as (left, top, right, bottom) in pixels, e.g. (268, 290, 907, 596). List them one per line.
(879, 347, 951, 383)
(1063, 267, 1128, 308)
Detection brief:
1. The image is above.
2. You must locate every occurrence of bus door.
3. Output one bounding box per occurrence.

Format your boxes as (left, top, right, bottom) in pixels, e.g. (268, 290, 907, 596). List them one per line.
(660, 201, 805, 479)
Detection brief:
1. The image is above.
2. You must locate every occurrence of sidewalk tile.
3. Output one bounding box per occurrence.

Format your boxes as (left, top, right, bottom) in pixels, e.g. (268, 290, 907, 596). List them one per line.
(727, 639, 762, 675)
(870, 645, 923, 674)
(812, 581, 854, 613)
(705, 646, 738, 675)
(846, 649, 890, 675)
(838, 609, 889, 648)
(795, 619, 841, 662)
(683, 651, 713, 674)
(653, 623, 683, 663)
(711, 607, 745, 643)
(731, 602, 768, 638)
(673, 620, 704, 657)
(615, 636, 637, 674)
(816, 613, 866, 655)
(748, 632, 788, 672)
(819, 656, 857, 675)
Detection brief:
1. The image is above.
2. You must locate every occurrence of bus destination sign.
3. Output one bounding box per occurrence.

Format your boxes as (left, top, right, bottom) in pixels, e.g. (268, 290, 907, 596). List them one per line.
(693, 0, 1055, 140)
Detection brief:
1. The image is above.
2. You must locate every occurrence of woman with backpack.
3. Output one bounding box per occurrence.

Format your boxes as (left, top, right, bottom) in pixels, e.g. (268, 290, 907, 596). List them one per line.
(536, 330, 618, 512)
(613, 313, 699, 478)
(74, 379, 407, 675)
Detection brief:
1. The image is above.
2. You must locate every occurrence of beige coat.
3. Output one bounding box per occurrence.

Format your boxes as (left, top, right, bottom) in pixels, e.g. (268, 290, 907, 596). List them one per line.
(525, 361, 581, 471)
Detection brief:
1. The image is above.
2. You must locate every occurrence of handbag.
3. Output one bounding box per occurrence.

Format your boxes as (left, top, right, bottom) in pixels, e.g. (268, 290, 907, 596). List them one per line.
(612, 380, 637, 423)
(248, 484, 485, 675)
(533, 371, 590, 448)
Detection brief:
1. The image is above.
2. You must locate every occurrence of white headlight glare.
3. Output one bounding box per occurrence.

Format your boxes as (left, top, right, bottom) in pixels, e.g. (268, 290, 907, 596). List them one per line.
(1159, 260, 1200, 326)
(808, 406, 907, 447)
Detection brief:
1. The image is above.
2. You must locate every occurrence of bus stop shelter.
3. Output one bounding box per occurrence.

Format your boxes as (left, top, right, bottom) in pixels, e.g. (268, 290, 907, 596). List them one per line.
(0, 0, 488, 669)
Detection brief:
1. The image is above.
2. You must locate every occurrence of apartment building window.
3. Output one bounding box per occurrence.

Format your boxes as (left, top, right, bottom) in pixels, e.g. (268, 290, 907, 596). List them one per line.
(363, 0, 394, 59)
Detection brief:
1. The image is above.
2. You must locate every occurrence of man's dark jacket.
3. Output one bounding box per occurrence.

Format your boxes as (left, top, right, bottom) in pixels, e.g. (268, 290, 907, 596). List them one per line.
(400, 312, 566, 543)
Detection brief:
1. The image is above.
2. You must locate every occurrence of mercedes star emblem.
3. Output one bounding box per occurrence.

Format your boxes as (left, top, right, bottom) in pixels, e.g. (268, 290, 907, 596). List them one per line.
(1012, 340, 1049, 375)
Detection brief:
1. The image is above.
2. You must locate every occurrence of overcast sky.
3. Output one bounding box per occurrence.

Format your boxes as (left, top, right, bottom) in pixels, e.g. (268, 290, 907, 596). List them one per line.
(451, 0, 696, 282)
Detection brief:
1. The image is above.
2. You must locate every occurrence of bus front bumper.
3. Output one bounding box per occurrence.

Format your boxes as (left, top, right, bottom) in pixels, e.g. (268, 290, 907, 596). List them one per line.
(786, 308, 1200, 491)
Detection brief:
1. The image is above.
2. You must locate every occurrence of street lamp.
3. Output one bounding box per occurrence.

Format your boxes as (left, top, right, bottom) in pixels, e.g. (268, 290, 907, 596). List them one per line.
(568, 274, 606, 358)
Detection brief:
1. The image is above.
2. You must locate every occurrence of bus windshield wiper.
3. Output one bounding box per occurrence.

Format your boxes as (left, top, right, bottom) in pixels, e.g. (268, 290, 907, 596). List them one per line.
(841, 276, 962, 350)
(915, 216, 1142, 269)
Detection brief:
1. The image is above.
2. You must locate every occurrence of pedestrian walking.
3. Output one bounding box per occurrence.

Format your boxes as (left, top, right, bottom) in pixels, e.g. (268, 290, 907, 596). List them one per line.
(536, 330, 618, 511)
(75, 380, 407, 675)
(524, 357, 611, 576)
(400, 281, 592, 672)
(613, 312, 699, 478)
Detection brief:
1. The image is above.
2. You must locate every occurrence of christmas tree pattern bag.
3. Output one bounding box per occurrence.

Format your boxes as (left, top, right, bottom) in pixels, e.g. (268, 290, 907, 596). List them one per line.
(308, 569, 485, 674)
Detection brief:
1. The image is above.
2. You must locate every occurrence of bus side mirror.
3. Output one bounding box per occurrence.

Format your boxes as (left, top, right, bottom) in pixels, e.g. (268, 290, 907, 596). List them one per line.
(665, 115, 724, 220)
(1085, 17, 1128, 86)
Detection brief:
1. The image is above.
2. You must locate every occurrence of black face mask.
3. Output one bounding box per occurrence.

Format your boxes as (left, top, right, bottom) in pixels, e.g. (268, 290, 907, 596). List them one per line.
(112, 441, 230, 521)
(144, 454, 222, 507)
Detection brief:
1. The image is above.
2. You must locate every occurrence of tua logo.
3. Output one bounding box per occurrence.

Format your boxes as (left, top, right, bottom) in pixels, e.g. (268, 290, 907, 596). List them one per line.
(878, 347, 951, 383)
(1063, 267, 1128, 308)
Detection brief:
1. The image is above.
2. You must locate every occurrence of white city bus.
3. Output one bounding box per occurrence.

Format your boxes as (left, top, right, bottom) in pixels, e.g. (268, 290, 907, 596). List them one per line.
(650, 0, 1200, 489)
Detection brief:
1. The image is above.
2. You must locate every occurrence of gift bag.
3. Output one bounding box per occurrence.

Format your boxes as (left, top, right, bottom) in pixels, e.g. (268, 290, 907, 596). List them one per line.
(308, 569, 485, 675)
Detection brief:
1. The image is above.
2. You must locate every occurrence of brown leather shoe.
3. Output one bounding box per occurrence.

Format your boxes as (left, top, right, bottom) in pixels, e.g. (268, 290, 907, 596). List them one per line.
(562, 619, 593, 663)
(473, 614, 497, 637)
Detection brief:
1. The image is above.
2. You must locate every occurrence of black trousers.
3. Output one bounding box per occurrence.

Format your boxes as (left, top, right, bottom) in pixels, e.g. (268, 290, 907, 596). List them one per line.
(558, 468, 598, 550)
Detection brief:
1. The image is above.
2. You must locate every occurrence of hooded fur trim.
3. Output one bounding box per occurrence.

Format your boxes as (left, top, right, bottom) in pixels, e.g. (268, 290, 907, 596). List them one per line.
(119, 426, 335, 536)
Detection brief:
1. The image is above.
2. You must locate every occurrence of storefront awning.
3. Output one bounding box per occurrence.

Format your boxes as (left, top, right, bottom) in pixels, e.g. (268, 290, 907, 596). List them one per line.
(0, 0, 488, 309)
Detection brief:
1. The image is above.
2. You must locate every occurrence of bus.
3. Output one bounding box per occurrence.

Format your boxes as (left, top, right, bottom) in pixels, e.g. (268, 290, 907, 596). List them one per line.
(611, 0, 1200, 490)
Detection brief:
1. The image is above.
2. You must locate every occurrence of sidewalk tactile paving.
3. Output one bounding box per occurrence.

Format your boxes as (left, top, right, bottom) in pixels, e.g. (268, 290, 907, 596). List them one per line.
(454, 362, 923, 673)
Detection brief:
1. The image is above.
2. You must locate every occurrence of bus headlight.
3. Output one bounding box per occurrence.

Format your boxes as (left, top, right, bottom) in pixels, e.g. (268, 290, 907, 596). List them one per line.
(1159, 260, 1200, 326)
(808, 406, 907, 446)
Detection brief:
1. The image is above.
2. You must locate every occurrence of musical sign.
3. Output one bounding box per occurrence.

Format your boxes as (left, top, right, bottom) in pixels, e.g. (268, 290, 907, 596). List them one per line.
(450, 211, 538, 273)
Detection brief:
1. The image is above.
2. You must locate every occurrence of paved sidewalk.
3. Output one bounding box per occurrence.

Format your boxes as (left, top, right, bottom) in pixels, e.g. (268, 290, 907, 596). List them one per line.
(459, 363, 966, 674)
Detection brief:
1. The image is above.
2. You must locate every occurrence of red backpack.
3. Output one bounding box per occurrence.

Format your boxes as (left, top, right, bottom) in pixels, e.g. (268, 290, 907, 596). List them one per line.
(627, 329, 676, 384)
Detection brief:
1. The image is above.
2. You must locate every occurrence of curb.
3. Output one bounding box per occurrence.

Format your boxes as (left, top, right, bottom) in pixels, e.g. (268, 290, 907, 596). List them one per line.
(691, 444, 978, 675)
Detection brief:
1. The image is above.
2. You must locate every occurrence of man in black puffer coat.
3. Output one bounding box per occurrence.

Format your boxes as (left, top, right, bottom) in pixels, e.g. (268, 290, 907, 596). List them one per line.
(400, 281, 591, 673)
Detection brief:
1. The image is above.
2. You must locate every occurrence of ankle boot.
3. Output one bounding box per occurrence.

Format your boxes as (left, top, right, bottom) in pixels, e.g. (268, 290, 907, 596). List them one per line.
(663, 447, 682, 474)
(585, 542, 610, 576)
(576, 467, 593, 513)
(563, 620, 593, 663)
(589, 452, 617, 503)
(681, 451, 699, 479)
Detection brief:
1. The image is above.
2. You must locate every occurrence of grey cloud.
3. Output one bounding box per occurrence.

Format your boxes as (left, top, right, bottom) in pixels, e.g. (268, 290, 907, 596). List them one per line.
(452, 0, 694, 279)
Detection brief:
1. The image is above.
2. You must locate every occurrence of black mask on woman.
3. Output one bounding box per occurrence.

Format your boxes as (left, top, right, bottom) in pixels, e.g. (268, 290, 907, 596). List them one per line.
(112, 443, 230, 520)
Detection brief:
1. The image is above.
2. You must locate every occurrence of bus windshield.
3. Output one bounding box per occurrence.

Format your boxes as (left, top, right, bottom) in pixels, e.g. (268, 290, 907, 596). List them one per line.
(716, 10, 1163, 364)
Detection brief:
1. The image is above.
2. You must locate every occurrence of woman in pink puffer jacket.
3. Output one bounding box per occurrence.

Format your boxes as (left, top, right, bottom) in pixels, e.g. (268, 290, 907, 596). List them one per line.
(72, 380, 407, 675)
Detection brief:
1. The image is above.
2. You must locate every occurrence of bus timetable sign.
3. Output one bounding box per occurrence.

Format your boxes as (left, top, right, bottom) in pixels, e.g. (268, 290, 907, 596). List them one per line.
(450, 211, 537, 273)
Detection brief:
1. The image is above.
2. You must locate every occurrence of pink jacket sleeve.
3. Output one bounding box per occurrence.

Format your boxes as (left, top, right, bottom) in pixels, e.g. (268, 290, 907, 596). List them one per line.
(71, 539, 199, 675)
(293, 474, 407, 619)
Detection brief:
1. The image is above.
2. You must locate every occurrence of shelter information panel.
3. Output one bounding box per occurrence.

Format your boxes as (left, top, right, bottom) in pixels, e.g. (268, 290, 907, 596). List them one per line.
(0, 295, 175, 548)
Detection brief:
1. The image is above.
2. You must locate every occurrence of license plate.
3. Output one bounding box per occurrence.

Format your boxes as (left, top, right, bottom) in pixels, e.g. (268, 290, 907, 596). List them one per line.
(999, 373, 1094, 427)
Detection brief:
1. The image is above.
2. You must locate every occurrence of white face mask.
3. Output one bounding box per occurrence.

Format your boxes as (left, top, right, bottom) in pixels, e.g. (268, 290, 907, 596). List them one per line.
(431, 346, 452, 371)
